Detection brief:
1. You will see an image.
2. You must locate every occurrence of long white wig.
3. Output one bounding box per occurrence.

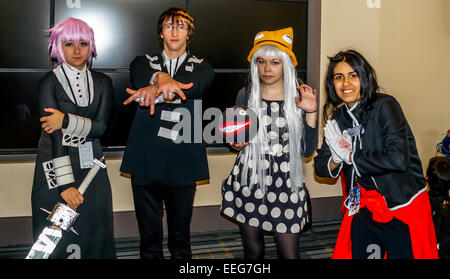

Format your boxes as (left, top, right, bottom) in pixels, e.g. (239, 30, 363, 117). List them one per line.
(240, 45, 305, 195)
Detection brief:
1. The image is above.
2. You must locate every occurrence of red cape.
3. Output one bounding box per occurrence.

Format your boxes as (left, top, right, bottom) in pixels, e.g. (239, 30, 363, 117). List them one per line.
(332, 174, 439, 259)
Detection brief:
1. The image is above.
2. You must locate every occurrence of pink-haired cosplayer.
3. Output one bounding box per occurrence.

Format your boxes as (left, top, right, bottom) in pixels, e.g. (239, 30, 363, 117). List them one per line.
(31, 17, 116, 258)
(47, 17, 97, 65)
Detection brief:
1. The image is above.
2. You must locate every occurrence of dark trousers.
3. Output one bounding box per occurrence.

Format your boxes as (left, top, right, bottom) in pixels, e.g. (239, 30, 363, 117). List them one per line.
(351, 207, 414, 259)
(131, 176, 196, 259)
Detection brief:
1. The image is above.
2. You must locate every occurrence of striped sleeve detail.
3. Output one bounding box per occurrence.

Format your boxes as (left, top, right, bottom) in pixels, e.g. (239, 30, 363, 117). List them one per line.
(43, 155, 75, 189)
(62, 113, 92, 147)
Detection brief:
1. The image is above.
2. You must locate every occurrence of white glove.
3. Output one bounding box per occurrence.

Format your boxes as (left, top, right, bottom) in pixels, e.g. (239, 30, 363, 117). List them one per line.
(324, 120, 353, 165)
(328, 142, 343, 164)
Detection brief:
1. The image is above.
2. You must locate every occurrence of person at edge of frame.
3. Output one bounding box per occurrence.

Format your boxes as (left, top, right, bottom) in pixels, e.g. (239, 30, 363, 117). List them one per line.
(31, 17, 116, 259)
(120, 7, 214, 259)
(314, 49, 438, 259)
(426, 156, 450, 259)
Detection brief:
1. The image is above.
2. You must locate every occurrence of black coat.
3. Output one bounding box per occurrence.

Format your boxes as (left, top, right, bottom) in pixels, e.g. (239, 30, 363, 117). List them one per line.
(314, 93, 426, 210)
(120, 53, 214, 181)
(31, 68, 116, 258)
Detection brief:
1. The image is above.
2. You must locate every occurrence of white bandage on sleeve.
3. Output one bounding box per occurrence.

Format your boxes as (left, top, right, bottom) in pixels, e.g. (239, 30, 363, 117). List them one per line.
(43, 155, 75, 189)
(62, 113, 91, 147)
(78, 116, 91, 145)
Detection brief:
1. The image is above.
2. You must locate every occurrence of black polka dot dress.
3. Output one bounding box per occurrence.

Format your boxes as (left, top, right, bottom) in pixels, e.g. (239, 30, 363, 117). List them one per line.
(221, 99, 310, 234)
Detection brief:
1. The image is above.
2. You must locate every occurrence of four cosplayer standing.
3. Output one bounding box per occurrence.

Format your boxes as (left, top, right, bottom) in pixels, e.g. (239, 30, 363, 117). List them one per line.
(27, 12, 440, 260)
(221, 28, 318, 259)
(31, 18, 116, 259)
(314, 50, 438, 259)
(120, 8, 214, 259)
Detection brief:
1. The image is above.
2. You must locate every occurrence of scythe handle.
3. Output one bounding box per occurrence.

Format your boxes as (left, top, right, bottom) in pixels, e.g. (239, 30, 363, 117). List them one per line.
(78, 158, 106, 195)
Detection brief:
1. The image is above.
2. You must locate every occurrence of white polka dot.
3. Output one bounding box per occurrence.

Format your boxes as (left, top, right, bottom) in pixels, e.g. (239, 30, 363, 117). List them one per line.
(280, 161, 289, 173)
(270, 144, 283, 155)
(242, 187, 251, 197)
(258, 204, 268, 215)
(262, 115, 272, 126)
(262, 221, 273, 231)
(304, 202, 308, 212)
(236, 214, 246, 223)
(286, 178, 291, 188)
(261, 101, 268, 109)
(224, 191, 234, 201)
(279, 192, 289, 203)
(275, 177, 283, 188)
(283, 144, 289, 153)
(267, 192, 277, 203)
(271, 207, 281, 218)
(227, 175, 232, 185)
(276, 223, 287, 233)
(299, 189, 306, 201)
(297, 206, 303, 217)
(268, 131, 278, 140)
(273, 162, 279, 173)
(270, 102, 280, 112)
(275, 117, 286, 128)
(301, 219, 306, 228)
(233, 165, 240, 175)
(233, 181, 240, 192)
(290, 193, 299, 203)
(290, 224, 300, 233)
(235, 197, 243, 208)
(245, 202, 255, 213)
(249, 218, 259, 227)
(264, 175, 273, 186)
(223, 207, 234, 217)
(282, 132, 289, 141)
(254, 189, 264, 199)
(284, 209, 295, 220)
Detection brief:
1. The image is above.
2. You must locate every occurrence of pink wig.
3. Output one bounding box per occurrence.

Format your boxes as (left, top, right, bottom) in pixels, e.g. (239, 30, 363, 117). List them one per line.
(47, 17, 96, 65)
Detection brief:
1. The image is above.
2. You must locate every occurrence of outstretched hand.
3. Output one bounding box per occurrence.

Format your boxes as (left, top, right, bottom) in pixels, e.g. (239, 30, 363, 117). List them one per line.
(154, 72, 192, 101)
(123, 72, 193, 115)
(124, 86, 159, 115)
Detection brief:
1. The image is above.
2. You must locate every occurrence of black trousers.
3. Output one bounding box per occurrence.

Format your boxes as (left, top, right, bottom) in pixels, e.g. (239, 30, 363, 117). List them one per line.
(351, 207, 414, 259)
(131, 176, 196, 259)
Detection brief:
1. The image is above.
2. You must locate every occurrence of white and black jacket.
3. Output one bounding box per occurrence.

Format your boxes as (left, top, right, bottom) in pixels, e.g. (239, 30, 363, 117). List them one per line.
(314, 93, 427, 210)
(120, 52, 215, 181)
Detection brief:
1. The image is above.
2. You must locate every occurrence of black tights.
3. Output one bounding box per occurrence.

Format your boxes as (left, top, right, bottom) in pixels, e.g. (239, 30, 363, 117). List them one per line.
(238, 223, 300, 259)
